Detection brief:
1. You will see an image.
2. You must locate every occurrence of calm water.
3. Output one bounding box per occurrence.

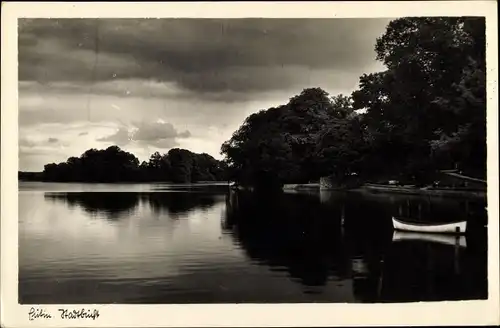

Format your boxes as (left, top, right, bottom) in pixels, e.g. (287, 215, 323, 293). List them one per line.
(19, 182, 488, 304)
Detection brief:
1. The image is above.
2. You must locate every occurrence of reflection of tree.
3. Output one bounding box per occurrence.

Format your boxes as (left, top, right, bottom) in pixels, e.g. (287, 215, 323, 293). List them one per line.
(336, 192, 486, 302)
(45, 192, 222, 221)
(339, 191, 487, 225)
(45, 192, 140, 220)
(142, 192, 220, 219)
(223, 191, 352, 288)
(336, 195, 393, 303)
(225, 190, 442, 301)
(223, 190, 488, 302)
(390, 195, 487, 224)
(340, 193, 487, 302)
(378, 239, 487, 302)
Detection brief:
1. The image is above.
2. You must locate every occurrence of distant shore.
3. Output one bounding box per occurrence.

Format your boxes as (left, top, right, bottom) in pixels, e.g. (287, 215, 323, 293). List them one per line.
(18, 179, 230, 185)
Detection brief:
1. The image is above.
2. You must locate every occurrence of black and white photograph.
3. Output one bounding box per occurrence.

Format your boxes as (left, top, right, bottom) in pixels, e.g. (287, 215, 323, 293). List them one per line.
(1, 2, 498, 327)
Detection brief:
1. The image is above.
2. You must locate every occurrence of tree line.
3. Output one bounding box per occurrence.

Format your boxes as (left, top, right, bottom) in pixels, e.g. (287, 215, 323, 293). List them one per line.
(19, 146, 228, 183)
(220, 17, 486, 190)
(20, 17, 486, 188)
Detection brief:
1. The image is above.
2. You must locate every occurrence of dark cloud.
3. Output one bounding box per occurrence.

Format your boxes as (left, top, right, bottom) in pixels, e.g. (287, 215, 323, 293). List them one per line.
(97, 121, 191, 149)
(19, 136, 62, 148)
(18, 79, 293, 105)
(19, 18, 390, 94)
(97, 127, 131, 146)
(79, 132, 89, 136)
(132, 121, 191, 142)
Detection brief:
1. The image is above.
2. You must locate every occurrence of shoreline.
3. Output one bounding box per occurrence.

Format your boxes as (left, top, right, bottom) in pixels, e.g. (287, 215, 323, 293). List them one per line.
(19, 180, 487, 198)
(282, 183, 486, 198)
(359, 183, 486, 198)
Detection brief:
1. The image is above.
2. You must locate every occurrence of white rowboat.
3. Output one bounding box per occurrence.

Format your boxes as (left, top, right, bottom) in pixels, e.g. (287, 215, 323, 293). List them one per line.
(392, 217, 467, 234)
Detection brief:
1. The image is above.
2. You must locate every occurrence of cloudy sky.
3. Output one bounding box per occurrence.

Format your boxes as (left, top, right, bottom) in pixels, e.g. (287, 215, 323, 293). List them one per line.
(19, 18, 390, 171)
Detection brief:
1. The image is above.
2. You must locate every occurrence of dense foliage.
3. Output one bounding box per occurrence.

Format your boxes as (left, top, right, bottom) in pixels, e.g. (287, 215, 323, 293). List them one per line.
(221, 17, 487, 188)
(37, 146, 227, 183)
(221, 88, 365, 189)
(352, 17, 486, 181)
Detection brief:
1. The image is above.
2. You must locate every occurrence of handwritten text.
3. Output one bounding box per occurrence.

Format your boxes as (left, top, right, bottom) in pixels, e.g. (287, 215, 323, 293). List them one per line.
(58, 308, 100, 320)
(28, 307, 52, 321)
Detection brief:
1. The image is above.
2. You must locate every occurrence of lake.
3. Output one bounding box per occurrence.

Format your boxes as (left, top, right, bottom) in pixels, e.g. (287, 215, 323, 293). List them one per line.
(19, 182, 488, 303)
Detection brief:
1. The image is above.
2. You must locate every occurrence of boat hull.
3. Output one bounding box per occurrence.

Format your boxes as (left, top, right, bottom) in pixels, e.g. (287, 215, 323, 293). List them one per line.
(392, 217, 467, 234)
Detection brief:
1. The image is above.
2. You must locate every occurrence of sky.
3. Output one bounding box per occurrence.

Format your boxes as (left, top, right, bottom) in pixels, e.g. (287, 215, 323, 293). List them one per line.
(18, 18, 391, 171)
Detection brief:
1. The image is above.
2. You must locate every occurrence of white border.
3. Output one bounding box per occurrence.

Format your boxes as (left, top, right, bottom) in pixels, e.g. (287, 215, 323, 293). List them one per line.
(2, 2, 499, 327)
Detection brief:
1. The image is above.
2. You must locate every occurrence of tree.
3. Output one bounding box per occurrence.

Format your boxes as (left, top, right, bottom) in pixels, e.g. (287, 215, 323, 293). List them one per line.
(352, 17, 486, 181)
(41, 146, 138, 182)
(145, 151, 171, 181)
(167, 148, 194, 183)
(314, 116, 368, 182)
(221, 88, 361, 189)
(329, 94, 355, 119)
(191, 153, 222, 182)
(430, 18, 486, 176)
(38, 146, 228, 183)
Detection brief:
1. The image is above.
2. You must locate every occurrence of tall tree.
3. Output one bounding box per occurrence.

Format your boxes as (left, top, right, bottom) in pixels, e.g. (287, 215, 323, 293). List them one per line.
(221, 88, 362, 188)
(167, 148, 194, 183)
(352, 17, 486, 180)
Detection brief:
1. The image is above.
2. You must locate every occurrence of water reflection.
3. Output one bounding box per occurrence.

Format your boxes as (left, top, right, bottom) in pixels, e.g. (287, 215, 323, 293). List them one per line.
(144, 192, 218, 219)
(392, 231, 467, 248)
(20, 183, 487, 304)
(45, 192, 140, 220)
(224, 191, 349, 288)
(223, 190, 488, 302)
(336, 190, 488, 225)
(45, 191, 221, 221)
(380, 232, 487, 302)
(21, 190, 234, 304)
